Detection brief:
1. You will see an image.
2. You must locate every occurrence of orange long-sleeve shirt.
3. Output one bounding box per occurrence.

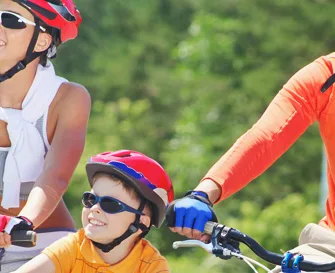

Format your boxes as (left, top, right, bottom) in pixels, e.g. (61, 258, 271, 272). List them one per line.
(202, 53, 335, 230)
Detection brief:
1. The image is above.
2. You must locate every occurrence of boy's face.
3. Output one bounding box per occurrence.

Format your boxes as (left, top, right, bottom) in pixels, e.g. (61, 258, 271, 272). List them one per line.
(82, 176, 141, 244)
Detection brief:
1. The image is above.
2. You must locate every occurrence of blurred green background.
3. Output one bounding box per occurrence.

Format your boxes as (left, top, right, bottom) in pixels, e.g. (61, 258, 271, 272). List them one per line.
(53, 0, 335, 272)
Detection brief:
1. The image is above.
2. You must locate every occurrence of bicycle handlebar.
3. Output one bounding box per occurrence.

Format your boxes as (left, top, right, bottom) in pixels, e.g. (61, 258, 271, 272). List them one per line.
(11, 230, 36, 247)
(202, 221, 335, 272)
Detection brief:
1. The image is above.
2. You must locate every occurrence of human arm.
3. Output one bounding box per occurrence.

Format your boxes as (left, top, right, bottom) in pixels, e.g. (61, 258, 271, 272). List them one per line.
(201, 56, 331, 201)
(18, 83, 91, 227)
(11, 254, 55, 273)
(167, 54, 333, 237)
(13, 231, 79, 273)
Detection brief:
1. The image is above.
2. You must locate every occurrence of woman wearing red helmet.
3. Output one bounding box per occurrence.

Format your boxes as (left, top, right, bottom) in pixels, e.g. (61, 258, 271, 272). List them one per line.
(0, 0, 90, 271)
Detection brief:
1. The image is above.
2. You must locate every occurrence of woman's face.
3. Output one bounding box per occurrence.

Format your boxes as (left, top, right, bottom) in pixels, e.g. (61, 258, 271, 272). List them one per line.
(0, 0, 36, 72)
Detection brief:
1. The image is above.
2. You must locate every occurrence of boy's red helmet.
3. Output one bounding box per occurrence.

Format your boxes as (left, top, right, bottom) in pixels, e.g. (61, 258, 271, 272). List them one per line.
(86, 150, 174, 227)
(14, 0, 82, 42)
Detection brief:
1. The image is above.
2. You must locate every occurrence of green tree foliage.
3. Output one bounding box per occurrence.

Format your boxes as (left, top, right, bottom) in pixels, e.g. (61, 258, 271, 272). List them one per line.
(53, 0, 335, 272)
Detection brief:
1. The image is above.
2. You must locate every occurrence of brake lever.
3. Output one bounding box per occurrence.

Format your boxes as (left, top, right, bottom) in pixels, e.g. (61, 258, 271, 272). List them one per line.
(173, 240, 214, 253)
(172, 239, 236, 258)
(172, 224, 241, 260)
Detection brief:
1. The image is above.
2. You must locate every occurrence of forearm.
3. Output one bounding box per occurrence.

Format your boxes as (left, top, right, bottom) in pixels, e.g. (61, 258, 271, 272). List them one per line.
(12, 254, 55, 273)
(202, 88, 316, 201)
(18, 171, 68, 228)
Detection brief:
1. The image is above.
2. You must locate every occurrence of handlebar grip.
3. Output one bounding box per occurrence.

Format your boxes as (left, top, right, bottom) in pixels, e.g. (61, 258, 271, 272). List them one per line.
(204, 221, 217, 235)
(11, 230, 37, 248)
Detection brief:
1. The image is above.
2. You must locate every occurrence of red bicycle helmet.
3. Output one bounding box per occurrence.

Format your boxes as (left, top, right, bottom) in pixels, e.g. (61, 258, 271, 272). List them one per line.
(86, 150, 174, 227)
(14, 0, 82, 42)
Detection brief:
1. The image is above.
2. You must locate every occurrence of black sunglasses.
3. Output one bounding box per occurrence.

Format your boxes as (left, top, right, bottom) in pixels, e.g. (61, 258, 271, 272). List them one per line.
(0, 11, 45, 31)
(82, 192, 144, 215)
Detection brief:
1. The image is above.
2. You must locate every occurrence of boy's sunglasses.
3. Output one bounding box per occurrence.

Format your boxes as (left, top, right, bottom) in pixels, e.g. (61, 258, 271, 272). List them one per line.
(0, 11, 45, 31)
(82, 192, 145, 215)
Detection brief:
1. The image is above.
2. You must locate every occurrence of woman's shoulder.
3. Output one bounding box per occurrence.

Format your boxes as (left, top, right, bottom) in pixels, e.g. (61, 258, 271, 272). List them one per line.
(58, 81, 91, 102)
(51, 81, 91, 116)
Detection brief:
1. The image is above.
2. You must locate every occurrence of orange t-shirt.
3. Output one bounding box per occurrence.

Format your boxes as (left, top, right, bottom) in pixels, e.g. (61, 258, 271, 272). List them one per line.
(42, 229, 170, 273)
(202, 53, 335, 230)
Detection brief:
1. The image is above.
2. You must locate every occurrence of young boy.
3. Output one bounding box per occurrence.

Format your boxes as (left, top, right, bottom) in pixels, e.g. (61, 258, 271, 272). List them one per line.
(12, 150, 174, 273)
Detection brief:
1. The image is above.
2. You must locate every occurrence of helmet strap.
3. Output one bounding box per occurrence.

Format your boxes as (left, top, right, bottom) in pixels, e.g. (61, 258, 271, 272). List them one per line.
(0, 19, 46, 83)
(92, 199, 150, 253)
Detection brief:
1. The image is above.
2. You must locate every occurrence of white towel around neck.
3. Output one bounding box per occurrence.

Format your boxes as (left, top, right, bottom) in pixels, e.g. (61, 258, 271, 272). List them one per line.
(0, 61, 67, 209)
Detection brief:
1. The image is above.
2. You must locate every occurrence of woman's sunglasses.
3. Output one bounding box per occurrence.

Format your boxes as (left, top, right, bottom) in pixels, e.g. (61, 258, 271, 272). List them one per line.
(82, 192, 145, 215)
(0, 11, 45, 31)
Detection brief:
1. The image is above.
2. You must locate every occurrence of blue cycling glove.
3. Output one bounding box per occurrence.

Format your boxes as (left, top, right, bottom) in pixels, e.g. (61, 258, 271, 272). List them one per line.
(166, 190, 218, 232)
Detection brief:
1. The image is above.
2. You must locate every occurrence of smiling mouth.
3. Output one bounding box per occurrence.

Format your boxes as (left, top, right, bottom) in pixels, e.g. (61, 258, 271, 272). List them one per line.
(0, 40, 6, 46)
(89, 219, 106, 226)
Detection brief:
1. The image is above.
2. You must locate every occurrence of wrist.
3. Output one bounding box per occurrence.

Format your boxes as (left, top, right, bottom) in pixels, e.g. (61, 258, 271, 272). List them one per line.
(189, 191, 209, 200)
(185, 190, 213, 207)
(197, 178, 221, 203)
(17, 216, 34, 226)
(4, 216, 34, 234)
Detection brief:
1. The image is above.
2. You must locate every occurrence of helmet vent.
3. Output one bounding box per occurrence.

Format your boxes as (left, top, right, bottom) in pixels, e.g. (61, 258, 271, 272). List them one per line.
(21, 1, 57, 20)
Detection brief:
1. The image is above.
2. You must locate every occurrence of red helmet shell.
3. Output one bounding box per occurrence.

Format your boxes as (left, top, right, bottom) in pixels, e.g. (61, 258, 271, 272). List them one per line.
(15, 0, 82, 42)
(86, 150, 174, 227)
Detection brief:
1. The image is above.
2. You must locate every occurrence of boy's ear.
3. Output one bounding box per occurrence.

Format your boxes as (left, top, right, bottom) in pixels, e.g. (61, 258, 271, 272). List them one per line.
(140, 214, 151, 228)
